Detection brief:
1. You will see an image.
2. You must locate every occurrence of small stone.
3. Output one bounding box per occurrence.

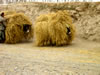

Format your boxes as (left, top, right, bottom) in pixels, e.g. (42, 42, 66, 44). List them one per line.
(97, 5, 100, 11)
(75, 14, 80, 17)
(76, 7, 82, 12)
(71, 10, 77, 14)
(79, 12, 84, 15)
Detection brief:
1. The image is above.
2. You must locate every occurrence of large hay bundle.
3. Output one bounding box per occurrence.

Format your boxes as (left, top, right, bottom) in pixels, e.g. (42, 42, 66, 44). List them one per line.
(1, 11, 33, 44)
(34, 10, 75, 46)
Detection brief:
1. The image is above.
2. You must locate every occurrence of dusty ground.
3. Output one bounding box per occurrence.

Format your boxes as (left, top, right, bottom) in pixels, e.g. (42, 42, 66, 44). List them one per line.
(0, 38, 100, 75)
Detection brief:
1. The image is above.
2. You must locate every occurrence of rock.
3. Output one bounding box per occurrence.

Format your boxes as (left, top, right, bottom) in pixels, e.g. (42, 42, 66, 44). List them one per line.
(97, 5, 100, 11)
(76, 7, 82, 12)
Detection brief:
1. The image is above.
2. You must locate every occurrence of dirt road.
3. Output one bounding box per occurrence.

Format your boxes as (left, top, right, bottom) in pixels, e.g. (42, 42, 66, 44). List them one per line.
(0, 38, 100, 75)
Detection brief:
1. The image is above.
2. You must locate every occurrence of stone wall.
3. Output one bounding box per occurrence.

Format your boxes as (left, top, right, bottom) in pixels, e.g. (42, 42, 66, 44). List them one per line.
(0, 2, 100, 42)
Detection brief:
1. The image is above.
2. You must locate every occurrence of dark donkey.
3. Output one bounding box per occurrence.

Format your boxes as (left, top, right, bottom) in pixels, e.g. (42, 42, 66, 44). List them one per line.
(0, 12, 6, 43)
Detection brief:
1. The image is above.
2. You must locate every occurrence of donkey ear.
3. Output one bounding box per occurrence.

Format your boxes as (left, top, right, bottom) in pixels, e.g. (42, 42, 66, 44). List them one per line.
(1, 12, 4, 17)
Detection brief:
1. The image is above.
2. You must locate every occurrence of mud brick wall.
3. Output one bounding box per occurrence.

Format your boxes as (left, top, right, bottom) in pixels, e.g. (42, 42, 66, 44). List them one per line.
(0, 2, 100, 42)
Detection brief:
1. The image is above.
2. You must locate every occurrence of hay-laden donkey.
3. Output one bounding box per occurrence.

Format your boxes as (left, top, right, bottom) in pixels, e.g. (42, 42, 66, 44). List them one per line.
(34, 10, 75, 46)
(0, 11, 33, 44)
